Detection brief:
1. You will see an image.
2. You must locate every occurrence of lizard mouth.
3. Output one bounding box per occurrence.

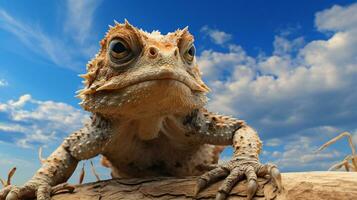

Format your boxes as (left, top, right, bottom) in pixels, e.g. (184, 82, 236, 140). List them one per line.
(81, 69, 209, 95)
(115, 78, 195, 91)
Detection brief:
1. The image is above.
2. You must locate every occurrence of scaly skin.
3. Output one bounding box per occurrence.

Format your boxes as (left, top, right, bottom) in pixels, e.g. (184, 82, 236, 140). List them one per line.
(0, 20, 281, 200)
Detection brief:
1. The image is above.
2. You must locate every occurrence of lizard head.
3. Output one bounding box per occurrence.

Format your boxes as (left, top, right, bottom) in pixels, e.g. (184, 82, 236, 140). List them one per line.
(77, 20, 210, 118)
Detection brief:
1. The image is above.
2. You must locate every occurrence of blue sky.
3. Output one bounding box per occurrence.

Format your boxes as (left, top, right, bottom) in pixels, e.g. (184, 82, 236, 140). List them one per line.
(1, 0, 357, 184)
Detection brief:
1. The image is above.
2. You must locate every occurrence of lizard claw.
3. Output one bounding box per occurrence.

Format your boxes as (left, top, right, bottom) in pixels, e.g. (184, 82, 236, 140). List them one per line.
(246, 179, 258, 200)
(194, 178, 207, 196)
(215, 191, 227, 200)
(0, 186, 12, 200)
(51, 183, 75, 195)
(3, 188, 17, 200)
(270, 166, 282, 192)
(195, 158, 281, 200)
(3, 185, 34, 200)
(0, 181, 67, 200)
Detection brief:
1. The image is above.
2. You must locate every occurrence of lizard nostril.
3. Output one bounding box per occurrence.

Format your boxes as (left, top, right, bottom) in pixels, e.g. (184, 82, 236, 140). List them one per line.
(174, 48, 179, 57)
(148, 47, 158, 58)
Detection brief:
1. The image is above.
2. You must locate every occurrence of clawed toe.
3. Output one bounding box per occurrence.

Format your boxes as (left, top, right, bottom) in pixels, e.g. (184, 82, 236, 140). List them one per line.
(270, 167, 282, 192)
(5, 186, 21, 200)
(215, 191, 227, 200)
(194, 178, 207, 196)
(195, 158, 283, 200)
(0, 182, 58, 200)
(0, 185, 12, 200)
(246, 180, 258, 200)
(4, 192, 18, 200)
(51, 183, 75, 195)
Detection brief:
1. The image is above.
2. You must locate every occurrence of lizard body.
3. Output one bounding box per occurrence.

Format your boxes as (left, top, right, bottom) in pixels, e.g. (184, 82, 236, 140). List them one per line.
(0, 21, 281, 200)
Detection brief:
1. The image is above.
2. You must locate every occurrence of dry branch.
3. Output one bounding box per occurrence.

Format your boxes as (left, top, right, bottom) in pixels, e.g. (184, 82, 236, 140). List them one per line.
(50, 172, 357, 200)
(0, 167, 16, 188)
(78, 162, 86, 184)
(89, 160, 101, 181)
(317, 131, 357, 171)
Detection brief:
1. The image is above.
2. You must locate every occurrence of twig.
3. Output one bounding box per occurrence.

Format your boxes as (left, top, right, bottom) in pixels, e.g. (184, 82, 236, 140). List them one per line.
(51, 183, 75, 195)
(318, 131, 357, 172)
(79, 162, 86, 184)
(38, 146, 46, 164)
(90, 160, 101, 181)
(0, 167, 16, 187)
(6, 167, 16, 186)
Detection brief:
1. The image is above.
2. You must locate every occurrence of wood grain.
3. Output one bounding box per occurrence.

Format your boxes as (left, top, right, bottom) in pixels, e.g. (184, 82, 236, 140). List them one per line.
(51, 172, 357, 200)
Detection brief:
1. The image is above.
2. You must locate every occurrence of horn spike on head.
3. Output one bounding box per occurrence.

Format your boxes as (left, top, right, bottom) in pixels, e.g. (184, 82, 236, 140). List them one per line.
(124, 19, 135, 30)
(78, 71, 96, 80)
(178, 26, 190, 38)
(181, 26, 189, 34)
(79, 74, 90, 79)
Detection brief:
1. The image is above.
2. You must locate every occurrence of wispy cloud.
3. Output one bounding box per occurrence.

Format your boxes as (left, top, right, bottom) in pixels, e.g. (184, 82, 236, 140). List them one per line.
(64, 0, 101, 45)
(201, 26, 232, 45)
(0, 150, 37, 184)
(0, 79, 8, 87)
(0, 1, 101, 71)
(0, 10, 78, 71)
(265, 136, 343, 171)
(0, 94, 89, 148)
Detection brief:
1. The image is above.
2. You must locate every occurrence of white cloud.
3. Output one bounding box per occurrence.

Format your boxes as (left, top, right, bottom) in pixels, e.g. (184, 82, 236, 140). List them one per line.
(315, 3, 357, 32)
(199, 3, 357, 137)
(0, 79, 8, 87)
(198, 3, 357, 171)
(265, 138, 282, 147)
(270, 136, 343, 171)
(0, 94, 89, 148)
(7, 94, 31, 107)
(273, 35, 305, 56)
(201, 26, 232, 45)
(260, 126, 346, 171)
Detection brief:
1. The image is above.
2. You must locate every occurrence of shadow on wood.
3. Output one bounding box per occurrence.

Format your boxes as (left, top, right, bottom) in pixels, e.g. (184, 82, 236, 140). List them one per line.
(51, 172, 357, 200)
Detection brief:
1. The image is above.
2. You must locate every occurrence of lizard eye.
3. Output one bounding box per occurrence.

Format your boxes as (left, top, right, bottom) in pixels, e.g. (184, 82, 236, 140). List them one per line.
(109, 39, 131, 60)
(187, 45, 195, 57)
(184, 45, 195, 64)
(108, 39, 137, 67)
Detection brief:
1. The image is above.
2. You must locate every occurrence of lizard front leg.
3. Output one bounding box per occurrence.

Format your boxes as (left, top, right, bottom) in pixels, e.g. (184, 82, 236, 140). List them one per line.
(0, 114, 112, 200)
(186, 109, 282, 200)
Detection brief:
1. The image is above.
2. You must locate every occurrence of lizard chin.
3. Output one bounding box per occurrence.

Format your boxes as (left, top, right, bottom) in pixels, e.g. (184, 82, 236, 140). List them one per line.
(81, 79, 207, 118)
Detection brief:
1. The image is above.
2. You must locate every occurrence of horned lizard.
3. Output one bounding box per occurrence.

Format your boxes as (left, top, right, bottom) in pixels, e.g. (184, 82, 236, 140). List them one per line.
(0, 20, 282, 200)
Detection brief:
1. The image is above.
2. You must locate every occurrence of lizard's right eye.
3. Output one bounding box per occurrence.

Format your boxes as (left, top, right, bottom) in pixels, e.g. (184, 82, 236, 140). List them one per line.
(109, 39, 131, 60)
(108, 36, 141, 68)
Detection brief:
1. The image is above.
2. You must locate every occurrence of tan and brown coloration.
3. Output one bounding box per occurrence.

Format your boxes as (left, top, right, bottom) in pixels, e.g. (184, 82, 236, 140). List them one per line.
(0, 21, 281, 200)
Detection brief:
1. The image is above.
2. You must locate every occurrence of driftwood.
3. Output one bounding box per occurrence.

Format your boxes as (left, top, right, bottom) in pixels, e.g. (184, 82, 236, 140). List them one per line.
(51, 172, 357, 200)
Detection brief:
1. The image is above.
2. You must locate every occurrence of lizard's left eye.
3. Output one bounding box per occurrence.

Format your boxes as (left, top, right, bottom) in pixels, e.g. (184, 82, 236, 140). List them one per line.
(187, 45, 195, 57)
(184, 45, 195, 63)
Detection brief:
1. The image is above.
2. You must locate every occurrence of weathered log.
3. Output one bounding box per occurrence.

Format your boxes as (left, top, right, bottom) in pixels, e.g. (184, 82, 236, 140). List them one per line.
(51, 172, 357, 200)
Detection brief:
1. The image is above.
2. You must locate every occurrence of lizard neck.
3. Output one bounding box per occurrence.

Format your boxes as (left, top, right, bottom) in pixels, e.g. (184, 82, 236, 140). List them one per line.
(96, 109, 197, 141)
(134, 116, 165, 140)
